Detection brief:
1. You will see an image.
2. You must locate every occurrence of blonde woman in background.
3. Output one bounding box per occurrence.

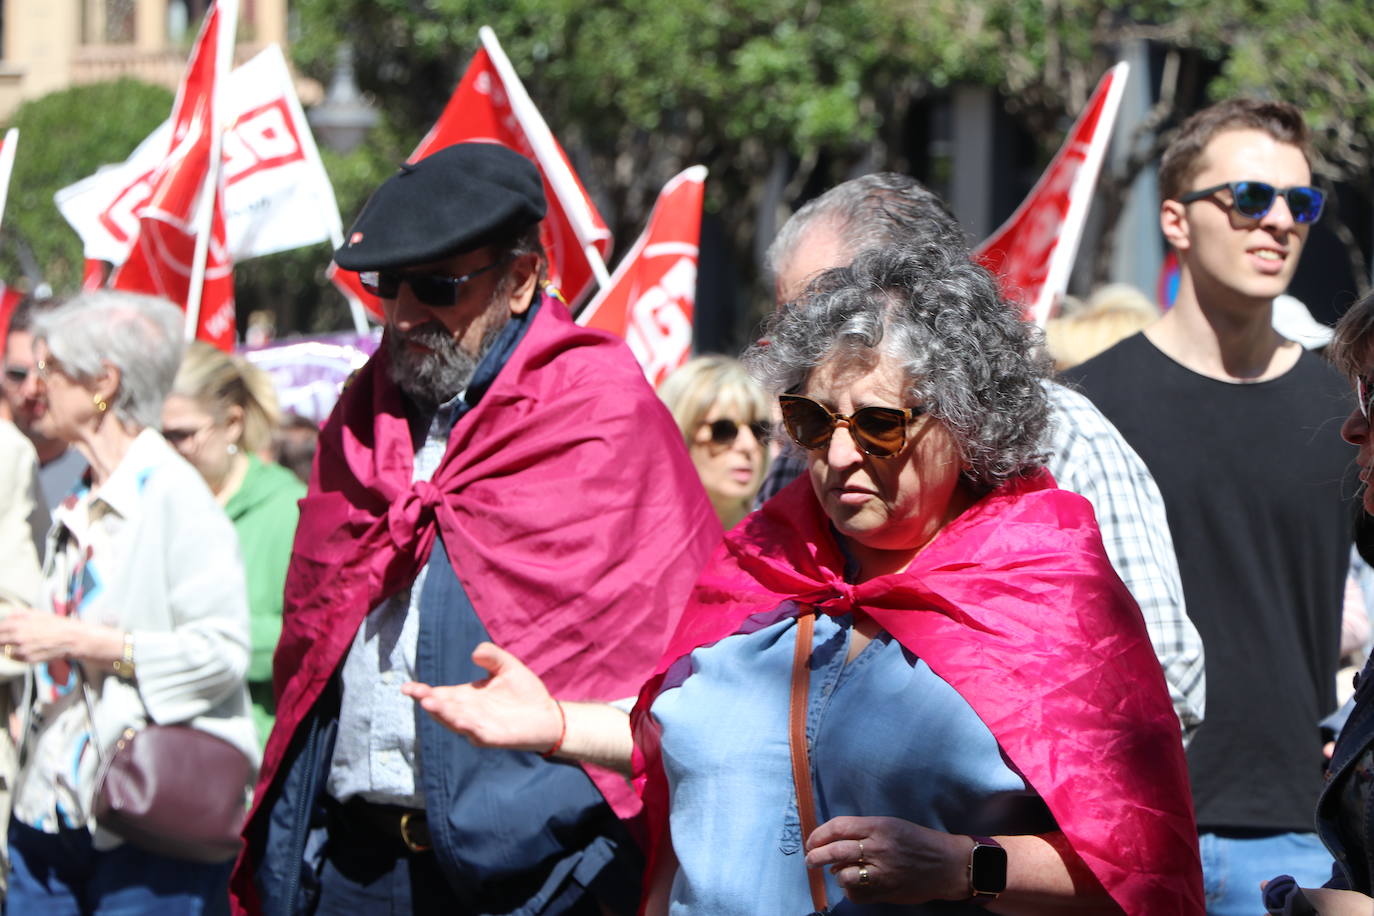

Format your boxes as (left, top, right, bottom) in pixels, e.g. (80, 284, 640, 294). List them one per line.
(1045, 283, 1160, 372)
(163, 342, 305, 747)
(657, 355, 771, 530)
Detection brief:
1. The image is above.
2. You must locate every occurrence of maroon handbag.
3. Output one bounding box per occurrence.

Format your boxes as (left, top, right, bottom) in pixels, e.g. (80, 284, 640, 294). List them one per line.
(91, 723, 252, 864)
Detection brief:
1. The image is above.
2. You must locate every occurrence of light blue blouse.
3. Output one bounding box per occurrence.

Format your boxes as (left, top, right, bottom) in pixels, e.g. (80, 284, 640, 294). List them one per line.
(651, 605, 1055, 914)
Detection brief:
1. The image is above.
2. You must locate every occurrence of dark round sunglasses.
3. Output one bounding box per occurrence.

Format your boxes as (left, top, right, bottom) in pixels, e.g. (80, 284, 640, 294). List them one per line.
(1178, 180, 1325, 225)
(358, 256, 511, 307)
(778, 394, 924, 459)
(704, 417, 771, 446)
(1357, 375, 1374, 421)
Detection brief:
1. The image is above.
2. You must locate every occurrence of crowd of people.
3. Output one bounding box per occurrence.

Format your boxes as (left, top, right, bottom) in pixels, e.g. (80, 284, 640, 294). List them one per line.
(0, 93, 1369, 916)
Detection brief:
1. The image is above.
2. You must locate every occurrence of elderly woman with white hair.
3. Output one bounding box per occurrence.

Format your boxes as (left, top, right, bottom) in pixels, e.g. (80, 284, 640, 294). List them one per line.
(0, 291, 257, 914)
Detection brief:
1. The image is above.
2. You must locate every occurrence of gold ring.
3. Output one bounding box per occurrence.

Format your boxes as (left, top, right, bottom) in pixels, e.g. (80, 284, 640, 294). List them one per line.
(857, 839, 865, 865)
(3, 644, 12, 659)
(858, 865, 872, 887)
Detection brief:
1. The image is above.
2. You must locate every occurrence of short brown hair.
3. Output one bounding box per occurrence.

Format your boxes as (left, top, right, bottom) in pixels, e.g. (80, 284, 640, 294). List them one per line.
(1158, 98, 1311, 203)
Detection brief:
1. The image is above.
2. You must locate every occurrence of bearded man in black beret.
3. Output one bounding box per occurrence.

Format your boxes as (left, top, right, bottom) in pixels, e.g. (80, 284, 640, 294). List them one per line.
(232, 143, 720, 916)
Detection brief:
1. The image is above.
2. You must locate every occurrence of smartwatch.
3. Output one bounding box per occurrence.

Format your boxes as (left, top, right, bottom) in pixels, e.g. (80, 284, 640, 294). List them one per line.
(968, 835, 1007, 902)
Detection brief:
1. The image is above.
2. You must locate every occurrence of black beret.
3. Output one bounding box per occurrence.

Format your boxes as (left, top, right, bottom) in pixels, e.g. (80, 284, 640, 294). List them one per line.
(333, 143, 547, 271)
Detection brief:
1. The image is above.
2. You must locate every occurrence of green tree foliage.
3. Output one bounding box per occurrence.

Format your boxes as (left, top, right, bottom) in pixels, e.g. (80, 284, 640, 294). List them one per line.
(12, 2, 1374, 334)
(2, 79, 173, 293)
(290, 0, 926, 334)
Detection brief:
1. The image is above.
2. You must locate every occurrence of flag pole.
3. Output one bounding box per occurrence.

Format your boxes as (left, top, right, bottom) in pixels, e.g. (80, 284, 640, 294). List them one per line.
(478, 26, 612, 292)
(185, 0, 239, 342)
(0, 129, 19, 229)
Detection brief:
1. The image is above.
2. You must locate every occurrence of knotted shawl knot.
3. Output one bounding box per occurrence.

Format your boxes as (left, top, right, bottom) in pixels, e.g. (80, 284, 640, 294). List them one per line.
(816, 575, 860, 614)
(387, 479, 445, 549)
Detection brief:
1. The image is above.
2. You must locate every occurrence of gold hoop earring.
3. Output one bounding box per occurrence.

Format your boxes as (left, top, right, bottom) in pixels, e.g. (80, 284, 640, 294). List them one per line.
(94, 395, 108, 413)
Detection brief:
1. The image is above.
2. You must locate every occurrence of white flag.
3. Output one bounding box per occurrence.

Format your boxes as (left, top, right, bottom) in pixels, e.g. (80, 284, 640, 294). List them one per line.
(56, 44, 343, 266)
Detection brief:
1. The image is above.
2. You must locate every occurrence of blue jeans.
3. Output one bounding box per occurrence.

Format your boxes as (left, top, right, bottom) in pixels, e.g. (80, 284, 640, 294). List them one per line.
(5, 819, 231, 915)
(1200, 830, 1334, 915)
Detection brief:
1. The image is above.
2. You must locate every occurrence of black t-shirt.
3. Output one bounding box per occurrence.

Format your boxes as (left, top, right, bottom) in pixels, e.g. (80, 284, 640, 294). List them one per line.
(1061, 333, 1357, 831)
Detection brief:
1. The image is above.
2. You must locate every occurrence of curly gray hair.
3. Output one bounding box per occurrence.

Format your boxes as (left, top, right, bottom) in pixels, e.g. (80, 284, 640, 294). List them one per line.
(746, 243, 1050, 488)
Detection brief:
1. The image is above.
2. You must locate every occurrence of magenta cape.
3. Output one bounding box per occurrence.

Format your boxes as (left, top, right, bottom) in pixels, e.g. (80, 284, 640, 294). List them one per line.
(631, 471, 1204, 914)
(232, 299, 720, 909)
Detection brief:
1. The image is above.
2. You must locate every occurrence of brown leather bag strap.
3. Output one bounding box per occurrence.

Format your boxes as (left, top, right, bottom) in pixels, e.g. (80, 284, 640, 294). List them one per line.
(788, 608, 828, 913)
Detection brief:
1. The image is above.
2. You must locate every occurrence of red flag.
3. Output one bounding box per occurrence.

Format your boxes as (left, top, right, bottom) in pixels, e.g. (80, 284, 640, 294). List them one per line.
(0, 283, 23, 359)
(578, 166, 704, 387)
(331, 27, 613, 319)
(111, 0, 238, 350)
(0, 128, 18, 232)
(973, 62, 1129, 326)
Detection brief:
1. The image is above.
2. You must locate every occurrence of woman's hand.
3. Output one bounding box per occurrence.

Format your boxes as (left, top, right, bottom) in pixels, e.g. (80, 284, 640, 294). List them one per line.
(807, 821, 1117, 913)
(804, 816, 970, 905)
(402, 641, 562, 753)
(0, 607, 122, 665)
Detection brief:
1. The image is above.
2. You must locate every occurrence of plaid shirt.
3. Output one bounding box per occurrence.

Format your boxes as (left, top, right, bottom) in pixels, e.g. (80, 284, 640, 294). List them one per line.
(755, 380, 1204, 744)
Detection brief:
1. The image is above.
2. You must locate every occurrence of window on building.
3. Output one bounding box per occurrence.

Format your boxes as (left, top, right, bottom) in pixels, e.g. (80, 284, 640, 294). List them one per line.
(167, 0, 210, 45)
(104, 0, 136, 43)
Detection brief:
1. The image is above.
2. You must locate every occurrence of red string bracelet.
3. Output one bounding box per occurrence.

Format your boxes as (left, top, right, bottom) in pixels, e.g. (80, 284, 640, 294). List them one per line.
(542, 701, 567, 758)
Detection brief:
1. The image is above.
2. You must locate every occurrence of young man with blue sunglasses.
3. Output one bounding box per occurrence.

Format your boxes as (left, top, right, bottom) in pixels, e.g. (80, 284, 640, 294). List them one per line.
(1062, 99, 1358, 915)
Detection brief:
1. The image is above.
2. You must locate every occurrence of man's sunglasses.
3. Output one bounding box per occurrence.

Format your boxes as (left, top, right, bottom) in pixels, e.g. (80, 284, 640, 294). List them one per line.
(1178, 181, 1325, 225)
(704, 417, 771, 447)
(778, 394, 924, 459)
(358, 256, 511, 307)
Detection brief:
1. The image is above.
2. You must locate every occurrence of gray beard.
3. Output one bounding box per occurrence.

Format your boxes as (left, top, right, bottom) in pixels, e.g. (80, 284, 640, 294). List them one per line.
(385, 310, 510, 411)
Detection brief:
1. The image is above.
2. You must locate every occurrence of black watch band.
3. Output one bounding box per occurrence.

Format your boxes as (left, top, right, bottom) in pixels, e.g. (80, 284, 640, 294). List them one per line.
(968, 835, 1008, 902)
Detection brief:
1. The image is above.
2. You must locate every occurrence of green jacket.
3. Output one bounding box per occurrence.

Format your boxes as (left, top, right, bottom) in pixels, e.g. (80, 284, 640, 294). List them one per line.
(226, 455, 305, 748)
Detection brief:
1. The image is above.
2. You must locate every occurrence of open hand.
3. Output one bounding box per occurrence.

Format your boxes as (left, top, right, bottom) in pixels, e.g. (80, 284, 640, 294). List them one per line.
(402, 641, 562, 753)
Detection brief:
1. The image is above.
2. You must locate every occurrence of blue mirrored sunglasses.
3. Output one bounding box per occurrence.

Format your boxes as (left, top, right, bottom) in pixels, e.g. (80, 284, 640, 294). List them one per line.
(1178, 180, 1325, 224)
(1358, 375, 1374, 420)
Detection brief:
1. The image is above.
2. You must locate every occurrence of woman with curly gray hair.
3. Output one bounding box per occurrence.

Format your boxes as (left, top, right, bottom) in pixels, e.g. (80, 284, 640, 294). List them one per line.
(401, 245, 1201, 914)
